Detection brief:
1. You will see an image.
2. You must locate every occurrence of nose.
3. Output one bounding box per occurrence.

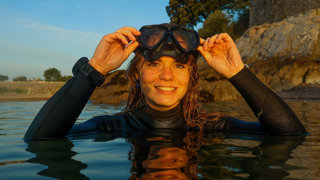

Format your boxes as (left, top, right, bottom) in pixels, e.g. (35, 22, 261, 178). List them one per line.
(159, 66, 174, 81)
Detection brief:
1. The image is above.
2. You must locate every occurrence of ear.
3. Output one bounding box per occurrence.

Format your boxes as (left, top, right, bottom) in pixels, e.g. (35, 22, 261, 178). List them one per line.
(135, 73, 139, 80)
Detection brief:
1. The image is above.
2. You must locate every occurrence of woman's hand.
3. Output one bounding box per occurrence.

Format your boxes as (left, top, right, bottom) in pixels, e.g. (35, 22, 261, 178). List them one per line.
(89, 27, 141, 75)
(197, 33, 244, 78)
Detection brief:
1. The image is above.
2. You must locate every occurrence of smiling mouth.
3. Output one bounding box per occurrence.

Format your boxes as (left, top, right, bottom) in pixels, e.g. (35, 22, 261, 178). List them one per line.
(155, 86, 177, 91)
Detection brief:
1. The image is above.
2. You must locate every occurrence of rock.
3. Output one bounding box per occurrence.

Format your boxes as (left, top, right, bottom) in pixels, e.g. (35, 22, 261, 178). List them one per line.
(277, 84, 320, 100)
(197, 59, 241, 102)
(238, 9, 320, 91)
(237, 8, 319, 64)
(90, 70, 129, 105)
(199, 8, 320, 102)
(249, 0, 320, 26)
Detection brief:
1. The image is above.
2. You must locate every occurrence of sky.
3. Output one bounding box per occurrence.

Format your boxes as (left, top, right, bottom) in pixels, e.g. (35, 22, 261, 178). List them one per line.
(0, 0, 171, 80)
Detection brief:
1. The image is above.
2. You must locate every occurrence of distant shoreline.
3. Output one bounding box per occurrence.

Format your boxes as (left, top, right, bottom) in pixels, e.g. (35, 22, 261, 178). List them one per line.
(0, 81, 319, 103)
(0, 97, 49, 102)
(0, 81, 64, 102)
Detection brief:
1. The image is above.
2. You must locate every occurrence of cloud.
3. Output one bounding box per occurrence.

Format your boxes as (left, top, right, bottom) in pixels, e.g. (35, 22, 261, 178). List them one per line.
(0, 42, 74, 62)
(21, 20, 102, 42)
(2, 18, 104, 60)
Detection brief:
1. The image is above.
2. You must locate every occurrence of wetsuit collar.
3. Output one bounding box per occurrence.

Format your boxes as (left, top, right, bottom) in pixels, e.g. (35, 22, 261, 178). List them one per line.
(142, 103, 182, 119)
(131, 103, 187, 130)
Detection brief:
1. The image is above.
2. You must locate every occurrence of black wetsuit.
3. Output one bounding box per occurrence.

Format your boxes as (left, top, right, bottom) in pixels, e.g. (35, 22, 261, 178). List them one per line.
(24, 65, 306, 141)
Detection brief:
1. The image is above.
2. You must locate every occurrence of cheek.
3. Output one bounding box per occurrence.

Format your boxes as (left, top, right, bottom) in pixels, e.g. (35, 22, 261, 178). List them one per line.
(175, 70, 190, 87)
(139, 68, 157, 85)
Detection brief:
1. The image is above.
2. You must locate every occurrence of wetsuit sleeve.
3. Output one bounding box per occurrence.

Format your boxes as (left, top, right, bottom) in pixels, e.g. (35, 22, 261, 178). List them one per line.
(24, 72, 96, 141)
(224, 67, 306, 135)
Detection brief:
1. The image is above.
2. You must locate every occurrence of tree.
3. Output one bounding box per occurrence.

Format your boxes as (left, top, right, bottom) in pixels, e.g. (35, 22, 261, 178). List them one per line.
(198, 10, 233, 39)
(44, 68, 62, 81)
(59, 75, 73, 81)
(166, 0, 249, 28)
(13, 76, 27, 81)
(232, 8, 249, 39)
(166, 0, 250, 39)
(0, 74, 9, 81)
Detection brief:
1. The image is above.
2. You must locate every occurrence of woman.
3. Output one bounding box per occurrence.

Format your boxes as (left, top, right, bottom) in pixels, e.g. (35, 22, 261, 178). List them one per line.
(24, 24, 306, 141)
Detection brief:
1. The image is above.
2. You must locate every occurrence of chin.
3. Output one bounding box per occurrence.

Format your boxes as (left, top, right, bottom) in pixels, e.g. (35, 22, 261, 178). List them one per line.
(149, 98, 180, 109)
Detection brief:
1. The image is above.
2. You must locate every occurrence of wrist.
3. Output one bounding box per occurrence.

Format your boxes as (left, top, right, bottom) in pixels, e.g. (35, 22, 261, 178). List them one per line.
(73, 57, 106, 86)
(88, 59, 109, 75)
(226, 64, 245, 79)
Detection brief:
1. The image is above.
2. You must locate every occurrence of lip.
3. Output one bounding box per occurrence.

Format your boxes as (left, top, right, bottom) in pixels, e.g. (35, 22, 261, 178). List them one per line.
(155, 86, 177, 95)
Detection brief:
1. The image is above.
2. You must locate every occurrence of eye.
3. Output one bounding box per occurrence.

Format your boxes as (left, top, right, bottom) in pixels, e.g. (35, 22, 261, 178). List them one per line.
(175, 63, 186, 69)
(146, 62, 159, 67)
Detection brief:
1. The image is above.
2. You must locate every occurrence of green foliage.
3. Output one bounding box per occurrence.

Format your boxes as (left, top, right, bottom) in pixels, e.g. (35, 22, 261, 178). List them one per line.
(12, 88, 27, 93)
(198, 8, 249, 39)
(198, 10, 233, 39)
(44, 68, 62, 81)
(166, 0, 249, 28)
(0, 87, 8, 94)
(12, 76, 27, 82)
(59, 75, 73, 81)
(166, 0, 250, 39)
(0, 87, 27, 94)
(0, 75, 9, 81)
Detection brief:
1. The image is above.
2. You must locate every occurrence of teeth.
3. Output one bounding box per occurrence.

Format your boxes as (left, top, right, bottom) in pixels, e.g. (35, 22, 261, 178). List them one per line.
(157, 87, 176, 91)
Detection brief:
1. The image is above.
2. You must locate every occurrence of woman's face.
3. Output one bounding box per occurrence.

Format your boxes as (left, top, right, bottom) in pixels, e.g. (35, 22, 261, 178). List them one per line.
(137, 56, 190, 111)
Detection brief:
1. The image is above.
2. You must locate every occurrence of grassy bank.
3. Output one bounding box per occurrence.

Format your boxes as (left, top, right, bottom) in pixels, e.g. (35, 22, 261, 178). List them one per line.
(0, 81, 65, 102)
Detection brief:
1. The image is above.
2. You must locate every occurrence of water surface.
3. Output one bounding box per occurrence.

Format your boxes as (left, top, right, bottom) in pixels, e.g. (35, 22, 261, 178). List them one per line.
(0, 100, 319, 179)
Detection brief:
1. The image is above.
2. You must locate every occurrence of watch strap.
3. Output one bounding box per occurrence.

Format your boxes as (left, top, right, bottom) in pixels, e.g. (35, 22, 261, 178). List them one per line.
(72, 57, 105, 86)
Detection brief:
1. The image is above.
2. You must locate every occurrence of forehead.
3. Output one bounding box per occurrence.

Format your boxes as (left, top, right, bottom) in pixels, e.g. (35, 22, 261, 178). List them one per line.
(137, 55, 190, 70)
(156, 56, 178, 62)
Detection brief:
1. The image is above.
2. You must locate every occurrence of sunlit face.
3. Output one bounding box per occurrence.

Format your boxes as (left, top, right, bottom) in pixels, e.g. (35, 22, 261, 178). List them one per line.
(137, 56, 190, 111)
(141, 146, 188, 179)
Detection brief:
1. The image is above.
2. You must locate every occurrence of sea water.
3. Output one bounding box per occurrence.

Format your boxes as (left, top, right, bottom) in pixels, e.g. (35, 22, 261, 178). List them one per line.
(0, 100, 319, 179)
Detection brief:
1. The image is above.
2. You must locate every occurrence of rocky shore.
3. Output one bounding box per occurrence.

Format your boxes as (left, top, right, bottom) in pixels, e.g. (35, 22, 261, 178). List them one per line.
(91, 8, 320, 105)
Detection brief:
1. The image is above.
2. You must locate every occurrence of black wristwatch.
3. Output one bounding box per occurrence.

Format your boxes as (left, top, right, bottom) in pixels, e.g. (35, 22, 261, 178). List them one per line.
(72, 57, 105, 86)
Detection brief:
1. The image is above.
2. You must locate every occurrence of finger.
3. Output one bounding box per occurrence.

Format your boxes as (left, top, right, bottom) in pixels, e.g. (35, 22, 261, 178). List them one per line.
(216, 33, 229, 43)
(117, 29, 138, 42)
(111, 32, 130, 45)
(103, 32, 129, 46)
(208, 34, 218, 48)
(197, 46, 211, 61)
(197, 45, 205, 54)
(203, 38, 210, 51)
(222, 33, 236, 46)
(199, 38, 205, 45)
(123, 41, 139, 60)
(116, 27, 141, 41)
(121, 26, 141, 36)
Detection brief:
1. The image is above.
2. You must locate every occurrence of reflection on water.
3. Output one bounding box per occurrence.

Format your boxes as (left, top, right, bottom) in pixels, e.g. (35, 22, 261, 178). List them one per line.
(0, 100, 319, 179)
(26, 140, 88, 180)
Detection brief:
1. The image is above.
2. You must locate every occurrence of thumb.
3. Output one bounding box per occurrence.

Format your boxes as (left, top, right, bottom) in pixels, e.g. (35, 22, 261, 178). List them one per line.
(197, 46, 212, 62)
(123, 41, 139, 60)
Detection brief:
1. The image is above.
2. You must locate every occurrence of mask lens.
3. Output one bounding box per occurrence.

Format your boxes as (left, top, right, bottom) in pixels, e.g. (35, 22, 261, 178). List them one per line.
(172, 29, 198, 52)
(140, 27, 166, 48)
